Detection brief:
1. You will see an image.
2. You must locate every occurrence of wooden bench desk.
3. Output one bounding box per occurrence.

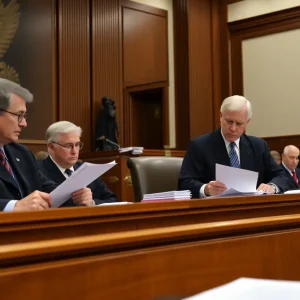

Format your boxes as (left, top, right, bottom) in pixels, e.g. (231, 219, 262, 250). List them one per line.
(0, 214, 300, 299)
(1, 193, 300, 245)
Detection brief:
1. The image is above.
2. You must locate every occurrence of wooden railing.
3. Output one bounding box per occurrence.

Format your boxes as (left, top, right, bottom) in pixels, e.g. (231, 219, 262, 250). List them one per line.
(2, 194, 300, 245)
(1, 214, 300, 299)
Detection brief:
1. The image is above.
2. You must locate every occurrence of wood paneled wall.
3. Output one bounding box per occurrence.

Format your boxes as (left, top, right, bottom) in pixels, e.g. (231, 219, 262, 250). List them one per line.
(173, 0, 190, 150)
(11, 0, 55, 143)
(173, 0, 229, 150)
(122, 2, 168, 86)
(121, 1, 169, 147)
(16, 0, 230, 153)
(91, 0, 123, 147)
(58, 0, 91, 149)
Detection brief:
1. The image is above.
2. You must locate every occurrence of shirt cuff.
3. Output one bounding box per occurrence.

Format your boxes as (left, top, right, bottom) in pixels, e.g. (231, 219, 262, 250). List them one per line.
(3, 200, 18, 212)
(200, 184, 208, 198)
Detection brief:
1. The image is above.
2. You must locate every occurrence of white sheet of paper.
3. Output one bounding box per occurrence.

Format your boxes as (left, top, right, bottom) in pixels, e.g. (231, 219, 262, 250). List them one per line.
(284, 189, 300, 194)
(98, 202, 133, 206)
(210, 188, 263, 198)
(50, 161, 116, 208)
(216, 163, 259, 193)
(184, 277, 300, 300)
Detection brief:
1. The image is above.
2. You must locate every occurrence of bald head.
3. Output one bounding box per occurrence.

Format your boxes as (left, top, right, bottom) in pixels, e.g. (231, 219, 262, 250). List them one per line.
(282, 145, 300, 171)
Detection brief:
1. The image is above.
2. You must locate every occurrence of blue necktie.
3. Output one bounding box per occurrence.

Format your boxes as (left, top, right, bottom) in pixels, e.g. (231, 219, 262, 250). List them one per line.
(65, 169, 73, 177)
(229, 142, 240, 168)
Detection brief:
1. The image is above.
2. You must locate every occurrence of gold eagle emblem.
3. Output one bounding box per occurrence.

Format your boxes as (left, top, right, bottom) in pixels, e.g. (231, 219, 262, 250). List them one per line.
(0, 0, 20, 83)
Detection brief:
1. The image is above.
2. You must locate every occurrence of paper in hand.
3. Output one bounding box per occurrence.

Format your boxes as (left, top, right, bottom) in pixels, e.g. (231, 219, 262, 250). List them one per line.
(50, 161, 116, 208)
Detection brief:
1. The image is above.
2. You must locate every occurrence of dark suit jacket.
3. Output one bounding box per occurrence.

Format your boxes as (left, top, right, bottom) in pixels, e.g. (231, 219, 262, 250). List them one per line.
(0, 143, 57, 211)
(280, 164, 300, 189)
(178, 129, 293, 198)
(38, 156, 118, 206)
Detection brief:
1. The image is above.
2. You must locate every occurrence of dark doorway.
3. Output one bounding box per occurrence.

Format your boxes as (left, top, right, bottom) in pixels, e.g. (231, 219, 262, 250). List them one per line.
(130, 88, 164, 149)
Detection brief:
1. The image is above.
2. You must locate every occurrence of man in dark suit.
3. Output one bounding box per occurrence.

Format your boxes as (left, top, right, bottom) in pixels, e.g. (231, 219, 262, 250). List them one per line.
(179, 95, 292, 198)
(0, 78, 56, 211)
(38, 121, 118, 206)
(281, 145, 300, 189)
(0, 78, 93, 212)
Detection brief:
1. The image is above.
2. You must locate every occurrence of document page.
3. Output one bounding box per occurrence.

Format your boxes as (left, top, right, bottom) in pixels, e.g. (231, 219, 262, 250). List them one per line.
(50, 161, 116, 208)
(213, 164, 263, 197)
(184, 277, 300, 300)
(284, 189, 300, 194)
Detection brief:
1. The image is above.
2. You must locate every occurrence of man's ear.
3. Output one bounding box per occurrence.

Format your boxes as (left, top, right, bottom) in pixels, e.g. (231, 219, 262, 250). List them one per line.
(246, 118, 251, 125)
(47, 142, 54, 151)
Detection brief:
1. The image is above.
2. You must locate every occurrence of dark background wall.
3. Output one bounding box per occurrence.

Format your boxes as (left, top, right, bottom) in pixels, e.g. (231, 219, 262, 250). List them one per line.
(2, 0, 229, 153)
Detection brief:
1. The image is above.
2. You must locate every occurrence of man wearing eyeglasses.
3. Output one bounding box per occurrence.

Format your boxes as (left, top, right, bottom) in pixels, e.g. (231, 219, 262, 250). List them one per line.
(0, 78, 57, 212)
(38, 121, 118, 206)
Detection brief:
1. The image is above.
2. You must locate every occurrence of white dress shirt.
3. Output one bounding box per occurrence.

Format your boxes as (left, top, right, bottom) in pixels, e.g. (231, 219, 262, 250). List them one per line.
(199, 131, 240, 198)
(49, 155, 74, 178)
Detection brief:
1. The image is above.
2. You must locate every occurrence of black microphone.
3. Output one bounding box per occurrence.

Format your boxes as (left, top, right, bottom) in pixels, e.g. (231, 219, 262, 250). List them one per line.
(104, 138, 120, 149)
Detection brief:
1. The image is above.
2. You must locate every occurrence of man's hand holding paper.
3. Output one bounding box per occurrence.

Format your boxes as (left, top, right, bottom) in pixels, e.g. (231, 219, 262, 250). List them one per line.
(50, 161, 116, 207)
(211, 164, 266, 197)
(204, 181, 227, 196)
(72, 187, 94, 206)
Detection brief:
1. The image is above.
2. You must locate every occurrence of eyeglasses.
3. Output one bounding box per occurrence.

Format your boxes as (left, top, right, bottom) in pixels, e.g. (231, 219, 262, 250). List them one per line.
(51, 141, 84, 150)
(0, 108, 28, 123)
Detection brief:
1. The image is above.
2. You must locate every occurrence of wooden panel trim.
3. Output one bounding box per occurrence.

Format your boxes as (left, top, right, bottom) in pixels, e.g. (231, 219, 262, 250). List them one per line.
(120, 0, 167, 17)
(211, 0, 230, 128)
(263, 135, 300, 153)
(52, 0, 58, 123)
(1, 194, 300, 224)
(230, 35, 243, 95)
(227, 0, 244, 4)
(124, 82, 168, 92)
(18, 140, 47, 144)
(173, 0, 190, 150)
(229, 6, 300, 36)
(2, 214, 300, 265)
(142, 149, 185, 156)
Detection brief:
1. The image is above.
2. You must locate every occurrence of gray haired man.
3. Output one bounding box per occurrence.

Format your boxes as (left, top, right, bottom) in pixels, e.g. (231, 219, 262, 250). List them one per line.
(0, 79, 91, 211)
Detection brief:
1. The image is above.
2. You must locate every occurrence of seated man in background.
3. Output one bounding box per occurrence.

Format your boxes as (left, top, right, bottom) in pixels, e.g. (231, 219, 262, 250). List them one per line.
(281, 145, 300, 189)
(178, 95, 293, 198)
(38, 121, 118, 206)
(270, 150, 281, 165)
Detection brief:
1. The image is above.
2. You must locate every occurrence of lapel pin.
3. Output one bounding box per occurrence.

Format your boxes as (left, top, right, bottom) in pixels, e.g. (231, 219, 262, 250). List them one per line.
(16, 158, 20, 161)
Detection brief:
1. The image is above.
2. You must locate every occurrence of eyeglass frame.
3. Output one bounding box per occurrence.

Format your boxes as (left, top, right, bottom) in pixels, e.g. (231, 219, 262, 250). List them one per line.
(0, 108, 28, 123)
(50, 141, 84, 150)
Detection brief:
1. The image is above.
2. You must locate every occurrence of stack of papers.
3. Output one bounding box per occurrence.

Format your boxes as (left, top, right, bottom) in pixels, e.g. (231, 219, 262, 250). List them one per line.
(98, 202, 133, 206)
(184, 277, 300, 300)
(142, 190, 191, 202)
(119, 146, 144, 154)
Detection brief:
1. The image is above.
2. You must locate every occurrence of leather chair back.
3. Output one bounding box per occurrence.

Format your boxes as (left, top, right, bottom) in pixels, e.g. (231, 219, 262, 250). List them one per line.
(127, 156, 183, 202)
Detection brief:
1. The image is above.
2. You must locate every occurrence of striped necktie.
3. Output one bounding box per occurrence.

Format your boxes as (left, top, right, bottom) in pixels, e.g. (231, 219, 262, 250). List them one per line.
(229, 142, 240, 168)
(0, 149, 13, 175)
(292, 170, 299, 185)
